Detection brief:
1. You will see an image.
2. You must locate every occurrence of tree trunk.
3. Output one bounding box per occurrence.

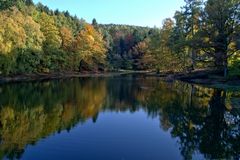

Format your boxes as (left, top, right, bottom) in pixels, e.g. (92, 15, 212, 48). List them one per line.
(214, 51, 228, 77)
(191, 49, 196, 70)
(223, 58, 228, 78)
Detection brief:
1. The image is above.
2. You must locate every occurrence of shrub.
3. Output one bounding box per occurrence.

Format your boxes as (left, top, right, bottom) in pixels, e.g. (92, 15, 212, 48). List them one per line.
(229, 60, 240, 78)
(0, 54, 16, 75)
(16, 49, 43, 74)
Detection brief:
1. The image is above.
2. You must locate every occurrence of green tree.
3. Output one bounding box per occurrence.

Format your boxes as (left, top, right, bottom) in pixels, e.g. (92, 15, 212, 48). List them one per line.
(92, 18, 98, 29)
(198, 0, 240, 77)
(0, 0, 34, 10)
(149, 19, 183, 72)
(0, 0, 16, 10)
(183, 0, 202, 69)
(38, 12, 61, 51)
(170, 11, 189, 69)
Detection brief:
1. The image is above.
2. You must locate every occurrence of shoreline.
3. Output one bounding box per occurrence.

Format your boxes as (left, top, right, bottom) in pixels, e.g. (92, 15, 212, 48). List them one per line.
(145, 70, 240, 90)
(1, 70, 240, 90)
(0, 71, 149, 84)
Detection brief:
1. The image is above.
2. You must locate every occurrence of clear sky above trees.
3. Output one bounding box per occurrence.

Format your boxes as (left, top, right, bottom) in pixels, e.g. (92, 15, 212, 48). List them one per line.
(33, 0, 185, 27)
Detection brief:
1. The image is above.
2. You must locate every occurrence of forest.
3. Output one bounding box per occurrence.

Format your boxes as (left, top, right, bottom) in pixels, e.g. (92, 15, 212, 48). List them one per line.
(0, 0, 239, 78)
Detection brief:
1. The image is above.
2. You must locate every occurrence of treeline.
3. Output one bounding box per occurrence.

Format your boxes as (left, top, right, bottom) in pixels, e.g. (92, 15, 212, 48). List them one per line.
(0, 0, 107, 74)
(135, 0, 239, 77)
(0, 0, 239, 77)
(98, 24, 152, 70)
(0, 0, 154, 74)
(166, 0, 240, 77)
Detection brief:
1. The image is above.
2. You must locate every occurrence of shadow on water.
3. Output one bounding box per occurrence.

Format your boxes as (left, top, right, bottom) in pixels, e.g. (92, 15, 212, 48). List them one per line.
(0, 74, 239, 159)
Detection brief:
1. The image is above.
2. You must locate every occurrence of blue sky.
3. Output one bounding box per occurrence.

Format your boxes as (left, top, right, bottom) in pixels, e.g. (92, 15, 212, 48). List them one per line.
(33, 0, 185, 27)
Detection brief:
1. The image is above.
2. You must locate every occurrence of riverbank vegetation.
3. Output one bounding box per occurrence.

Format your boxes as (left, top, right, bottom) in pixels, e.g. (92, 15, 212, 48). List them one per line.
(0, 0, 239, 78)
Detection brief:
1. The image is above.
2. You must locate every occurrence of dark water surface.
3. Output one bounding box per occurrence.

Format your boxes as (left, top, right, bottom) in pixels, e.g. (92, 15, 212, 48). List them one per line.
(0, 74, 239, 160)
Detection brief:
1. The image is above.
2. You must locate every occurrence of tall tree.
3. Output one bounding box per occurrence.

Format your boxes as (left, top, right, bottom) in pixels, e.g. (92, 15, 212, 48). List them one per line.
(170, 11, 189, 68)
(183, 0, 202, 69)
(199, 0, 240, 77)
(73, 24, 107, 71)
(149, 19, 183, 72)
(0, 8, 26, 54)
(92, 18, 98, 28)
(60, 27, 73, 52)
(131, 39, 155, 70)
(38, 12, 62, 51)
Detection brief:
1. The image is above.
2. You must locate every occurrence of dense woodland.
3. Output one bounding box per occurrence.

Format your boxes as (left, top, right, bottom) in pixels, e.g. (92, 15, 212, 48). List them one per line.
(0, 0, 239, 77)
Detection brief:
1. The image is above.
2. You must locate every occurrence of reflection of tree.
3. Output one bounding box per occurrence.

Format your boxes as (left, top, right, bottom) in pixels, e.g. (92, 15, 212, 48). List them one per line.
(0, 107, 46, 159)
(0, 76, 239, 159)
(141, 81, 210, 159)
(104, 75, 156, 113)
(144, 82, 240, 160)
(199, 90, 240, 159)
(199, 90, 227, 158)
(0, 78, 106, 159)
(105, 75, 141, 112)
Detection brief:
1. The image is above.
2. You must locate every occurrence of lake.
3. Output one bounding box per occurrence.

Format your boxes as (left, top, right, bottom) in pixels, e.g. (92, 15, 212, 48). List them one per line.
(0, 74, 239, 160)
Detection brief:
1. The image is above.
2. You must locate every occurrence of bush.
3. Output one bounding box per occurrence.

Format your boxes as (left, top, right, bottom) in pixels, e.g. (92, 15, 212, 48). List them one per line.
(48, 49, 69, 71)
(16, 49, 43, 74)
(229, 60, 240, 78)
(0, 54, 16, 75)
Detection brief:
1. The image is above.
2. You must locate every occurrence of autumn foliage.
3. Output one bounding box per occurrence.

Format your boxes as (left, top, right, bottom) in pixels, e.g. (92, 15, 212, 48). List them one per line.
(0, 1, 107, 74)
(0, 0, 239, 77)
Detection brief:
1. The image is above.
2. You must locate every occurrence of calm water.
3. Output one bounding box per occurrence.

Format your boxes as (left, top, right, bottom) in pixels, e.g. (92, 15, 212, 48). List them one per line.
(0, 74, 239, 160)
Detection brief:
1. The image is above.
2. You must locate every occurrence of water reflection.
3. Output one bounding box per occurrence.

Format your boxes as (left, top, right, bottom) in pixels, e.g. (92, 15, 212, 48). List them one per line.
(0, 75, 239, 159)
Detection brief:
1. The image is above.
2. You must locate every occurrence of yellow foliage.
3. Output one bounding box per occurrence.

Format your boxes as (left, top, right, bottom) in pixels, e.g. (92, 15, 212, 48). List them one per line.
(38, 12, 62, 49)
(0, 9, 26, 54)
(60, 27, 73, 51)
(0, 7, 44, 54)
(74, 24, 107, 66)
